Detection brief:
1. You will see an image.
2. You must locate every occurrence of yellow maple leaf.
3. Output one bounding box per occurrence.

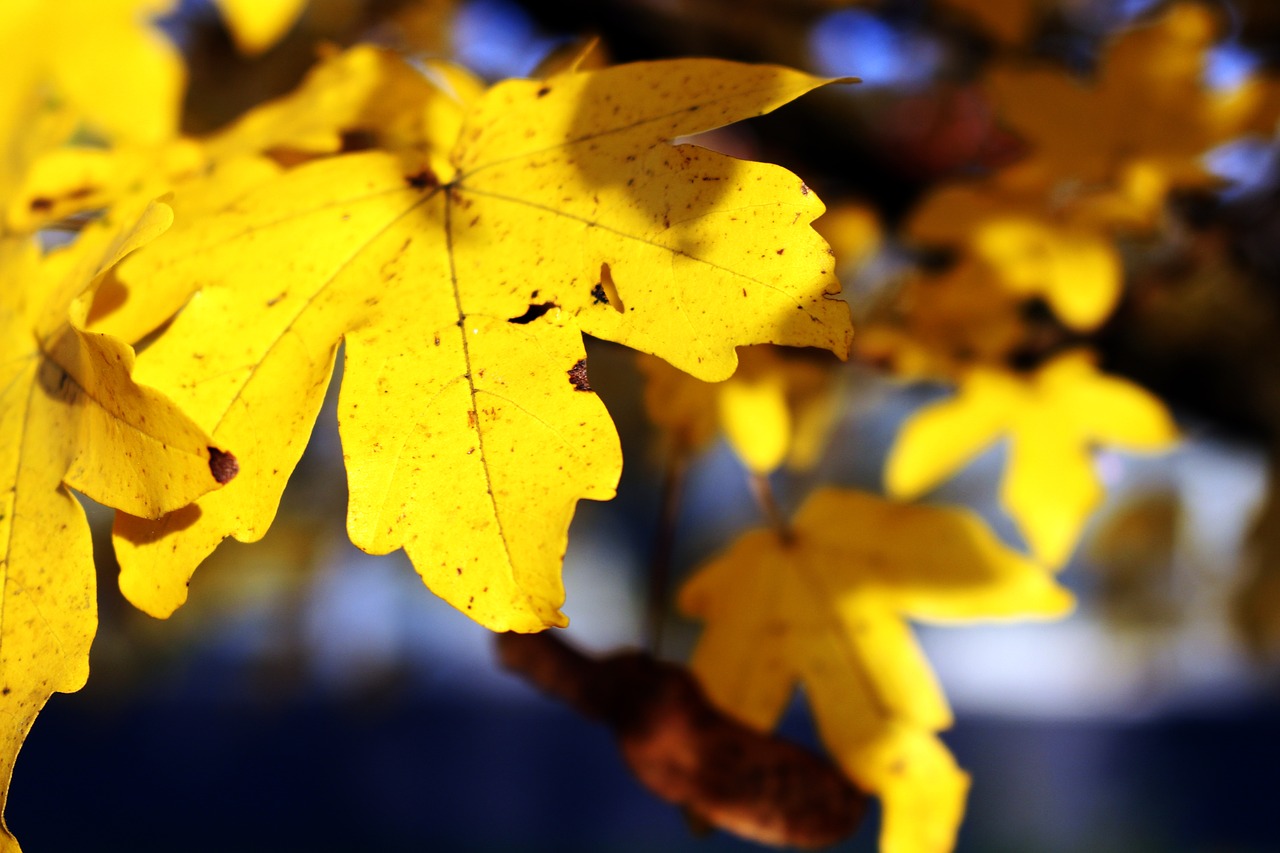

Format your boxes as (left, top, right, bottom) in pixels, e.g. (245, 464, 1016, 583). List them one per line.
(885, 350, 1178, 567)
(111, 57, 854, 632)
(638, 345, 842, 474)
(680, 487, 1073, 853)
(854, 258, 1027, 379)
(907, 182, 1124, 331)
(0, 203, 234, 849)
(0, 0, 184, 145)
(987, 3, 1280, 199)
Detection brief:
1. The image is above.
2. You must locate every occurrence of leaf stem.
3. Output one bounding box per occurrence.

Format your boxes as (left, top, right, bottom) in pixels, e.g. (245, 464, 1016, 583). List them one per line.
(646, 453, 687, 656)
(749, 471, 794, 545)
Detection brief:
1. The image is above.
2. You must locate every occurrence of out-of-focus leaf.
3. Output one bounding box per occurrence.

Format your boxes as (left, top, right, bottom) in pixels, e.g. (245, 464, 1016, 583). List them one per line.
(885, 350, 1179, 566)
(0, 0, 184, 144)
(681, 487, 1073, 853)
(213, 0, 308, 54)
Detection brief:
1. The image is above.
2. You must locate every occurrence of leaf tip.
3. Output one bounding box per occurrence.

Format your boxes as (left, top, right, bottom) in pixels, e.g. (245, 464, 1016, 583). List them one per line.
(208, 447, 239, 484)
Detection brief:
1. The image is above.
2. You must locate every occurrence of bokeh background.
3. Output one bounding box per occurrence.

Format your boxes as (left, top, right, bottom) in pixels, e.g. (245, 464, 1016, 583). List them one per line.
(12, 0, 1280, 850)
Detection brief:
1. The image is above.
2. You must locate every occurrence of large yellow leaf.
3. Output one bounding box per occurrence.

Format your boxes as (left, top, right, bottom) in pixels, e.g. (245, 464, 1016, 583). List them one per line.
(112, 57, 854, 632)
(680, 487, 1072, 853)
(0, 204, 233, 850)
(885, 351, 1178, 566)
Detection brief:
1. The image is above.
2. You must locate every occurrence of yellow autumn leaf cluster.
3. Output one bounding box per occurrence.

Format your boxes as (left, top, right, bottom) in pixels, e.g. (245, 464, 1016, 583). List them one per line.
(1, 1, 866, 843)
(886, 351, 1178, 567)
(850, 4, 1278, 570)
(682, 489, 1074, 853)
(638, 345, 843, 474)
(889, 2, 1280, 359)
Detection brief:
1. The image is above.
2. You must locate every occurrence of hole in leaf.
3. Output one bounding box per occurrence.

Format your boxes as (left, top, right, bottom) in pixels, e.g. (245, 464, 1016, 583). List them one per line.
(595, 262, 626, 313)
(508, 302, 558, 324)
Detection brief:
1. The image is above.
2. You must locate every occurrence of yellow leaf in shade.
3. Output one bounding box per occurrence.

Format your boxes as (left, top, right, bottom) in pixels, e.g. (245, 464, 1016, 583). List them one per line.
(854, 259, 1026, 379)
(814, 201, 881, 272)
(203, 45, 485, 165)
(680, 487, 1073, 853)
(717, 363, 791, 474)
(885, 350, 1179, 567)
(0, 203, 233, 850)
(111, 57, 854, 632)
(908, 182, 1124, 331)
(639, 346, 843, 474)
(986, 3, 1280, 195)
(0, 0, 184, 145)
(938, 0, 1039, 45)
(5, 140, 208, 235)
(637, 353, 721, 456)
(8, 45, 475, 239)
(213, 0, 307, 54)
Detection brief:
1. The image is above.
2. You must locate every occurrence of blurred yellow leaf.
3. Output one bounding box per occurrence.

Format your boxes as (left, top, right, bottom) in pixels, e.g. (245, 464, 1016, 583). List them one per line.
(988, 3, 1280, 199)
(909, 183, 1122, 330)
(640, 346, 842, 474)
(0, 0, 184, 145)
(0, 203, 233, 849)
(815, 201, 881, 272)
(855, 259, 1026, 378)
(885, 350, 1178, 566)
(680, 487, 1073, 853)
(6, 140, 207, 235)
(112, 57, 853, 632)
(213, 0, 308, 54)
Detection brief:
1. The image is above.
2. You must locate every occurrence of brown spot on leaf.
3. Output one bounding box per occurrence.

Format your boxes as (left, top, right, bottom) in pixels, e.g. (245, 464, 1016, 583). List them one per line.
(29, 197, 54, 213)
(208, 448, 239, 484)
(568, 358, 592, 392)
(537, 85, 552, 97)
(405, 168, 439, 190)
